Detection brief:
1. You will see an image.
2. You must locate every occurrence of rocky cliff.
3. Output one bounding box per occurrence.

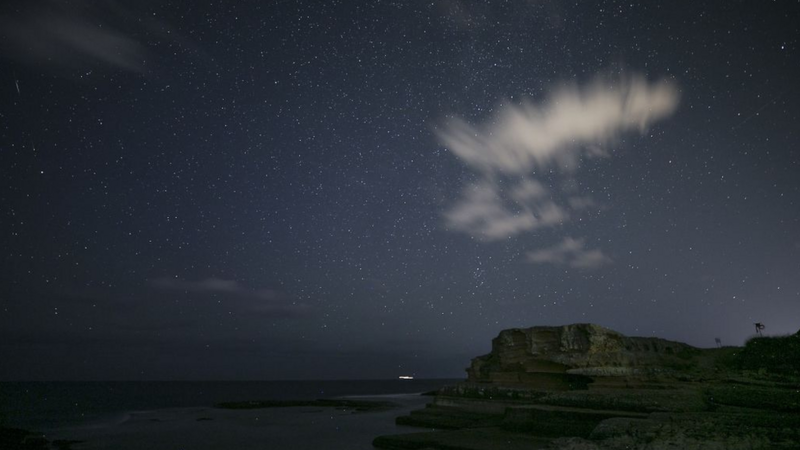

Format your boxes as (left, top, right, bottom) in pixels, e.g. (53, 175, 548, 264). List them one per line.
(375, 323, 800, 450)
(467, 323, 697, 387)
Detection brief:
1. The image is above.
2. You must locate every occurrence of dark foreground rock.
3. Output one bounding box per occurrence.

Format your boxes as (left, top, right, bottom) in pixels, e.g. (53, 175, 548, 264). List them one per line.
(0, 426, 83, 450)
(373, 323, 800, 449)
(374, 428, 552, 450)
(0, 427, 50, 450)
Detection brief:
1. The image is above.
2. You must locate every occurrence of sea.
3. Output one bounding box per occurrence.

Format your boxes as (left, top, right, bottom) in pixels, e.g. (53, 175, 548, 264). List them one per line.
(1, 379, 460, 449)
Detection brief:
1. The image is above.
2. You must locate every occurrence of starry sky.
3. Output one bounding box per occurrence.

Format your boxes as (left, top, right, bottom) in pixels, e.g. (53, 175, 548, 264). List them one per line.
(1, 0, 799, 381)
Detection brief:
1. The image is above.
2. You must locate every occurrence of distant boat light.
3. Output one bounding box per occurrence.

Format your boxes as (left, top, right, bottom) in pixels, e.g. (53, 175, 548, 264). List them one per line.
(398, 375, 414, 380)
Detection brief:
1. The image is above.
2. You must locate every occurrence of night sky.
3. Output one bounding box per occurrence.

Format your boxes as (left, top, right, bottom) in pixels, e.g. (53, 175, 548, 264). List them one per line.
(1, 1, 799, 381)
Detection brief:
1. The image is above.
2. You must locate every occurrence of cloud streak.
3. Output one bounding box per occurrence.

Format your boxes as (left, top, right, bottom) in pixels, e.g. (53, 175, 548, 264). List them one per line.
(149, 277, 311, 317)
(150, 277, 278, 300)
(1, 12, 147, 72)
(527, 237, 612, 269)
(0, 0, 204, 74)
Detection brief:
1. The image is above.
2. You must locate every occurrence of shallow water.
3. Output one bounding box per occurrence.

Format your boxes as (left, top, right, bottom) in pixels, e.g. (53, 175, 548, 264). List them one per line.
(1, 379, 457, 429)
(43, 394, 434, 450)
(1, 380, 456, 449)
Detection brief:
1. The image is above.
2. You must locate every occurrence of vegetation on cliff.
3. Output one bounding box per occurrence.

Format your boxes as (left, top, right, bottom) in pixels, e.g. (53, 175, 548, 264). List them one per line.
(725, 332, 800, 378)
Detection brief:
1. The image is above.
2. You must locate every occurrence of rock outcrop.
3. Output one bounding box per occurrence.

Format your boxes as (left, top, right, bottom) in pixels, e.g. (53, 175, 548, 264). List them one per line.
(374, 323, 800, 450)
(467, 323, 697, 388)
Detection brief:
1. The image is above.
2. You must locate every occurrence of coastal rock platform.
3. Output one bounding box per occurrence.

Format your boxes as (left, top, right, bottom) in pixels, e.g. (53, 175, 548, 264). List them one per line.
(373, 323, 800, 450)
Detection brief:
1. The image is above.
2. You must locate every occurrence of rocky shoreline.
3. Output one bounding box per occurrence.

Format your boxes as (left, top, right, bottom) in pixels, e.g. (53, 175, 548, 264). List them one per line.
(373, 323, 800, 449)
(1, 396, 416, 450)
(0, 426, 81, 450)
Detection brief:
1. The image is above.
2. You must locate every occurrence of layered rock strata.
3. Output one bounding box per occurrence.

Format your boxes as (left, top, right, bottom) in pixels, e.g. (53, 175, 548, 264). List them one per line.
(467, 323, 697, 388)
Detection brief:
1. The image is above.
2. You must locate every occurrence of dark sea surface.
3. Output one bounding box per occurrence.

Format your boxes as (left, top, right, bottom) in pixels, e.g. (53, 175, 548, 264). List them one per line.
(1, 379, 460, 430)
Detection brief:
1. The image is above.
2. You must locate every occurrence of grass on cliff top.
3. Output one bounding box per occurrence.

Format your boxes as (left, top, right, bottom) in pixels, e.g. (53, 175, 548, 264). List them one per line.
(717, 332, 800, 379)
(705, 383, 800, 412)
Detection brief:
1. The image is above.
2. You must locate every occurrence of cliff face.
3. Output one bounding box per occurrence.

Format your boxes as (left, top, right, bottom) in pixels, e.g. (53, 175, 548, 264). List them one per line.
(467, 323, 697, 386)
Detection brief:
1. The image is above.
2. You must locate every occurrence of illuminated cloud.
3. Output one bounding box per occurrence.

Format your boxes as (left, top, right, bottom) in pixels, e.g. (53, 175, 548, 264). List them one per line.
(444, 180, 567, 241)
(438, 74, 679, 248)
(527, 237, 612, 269)
(438, 76, 679, 175)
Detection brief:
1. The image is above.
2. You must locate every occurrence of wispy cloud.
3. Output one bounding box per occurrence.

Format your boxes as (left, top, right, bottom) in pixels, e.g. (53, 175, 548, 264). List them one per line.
(437, 74, 679, 263)
(1, 11, 147, 72)
(0, 0, 202, 74)
(150, 277, 278, 300)
(149, 277, 311, 317)
(526, 237, 612, 269)
(443, 180, 567, 240)
(438, 76, 678, 175)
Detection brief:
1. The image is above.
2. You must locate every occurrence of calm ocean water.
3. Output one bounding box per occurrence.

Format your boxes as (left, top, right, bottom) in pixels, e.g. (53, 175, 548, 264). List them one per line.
(0, 379, 460, 431)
